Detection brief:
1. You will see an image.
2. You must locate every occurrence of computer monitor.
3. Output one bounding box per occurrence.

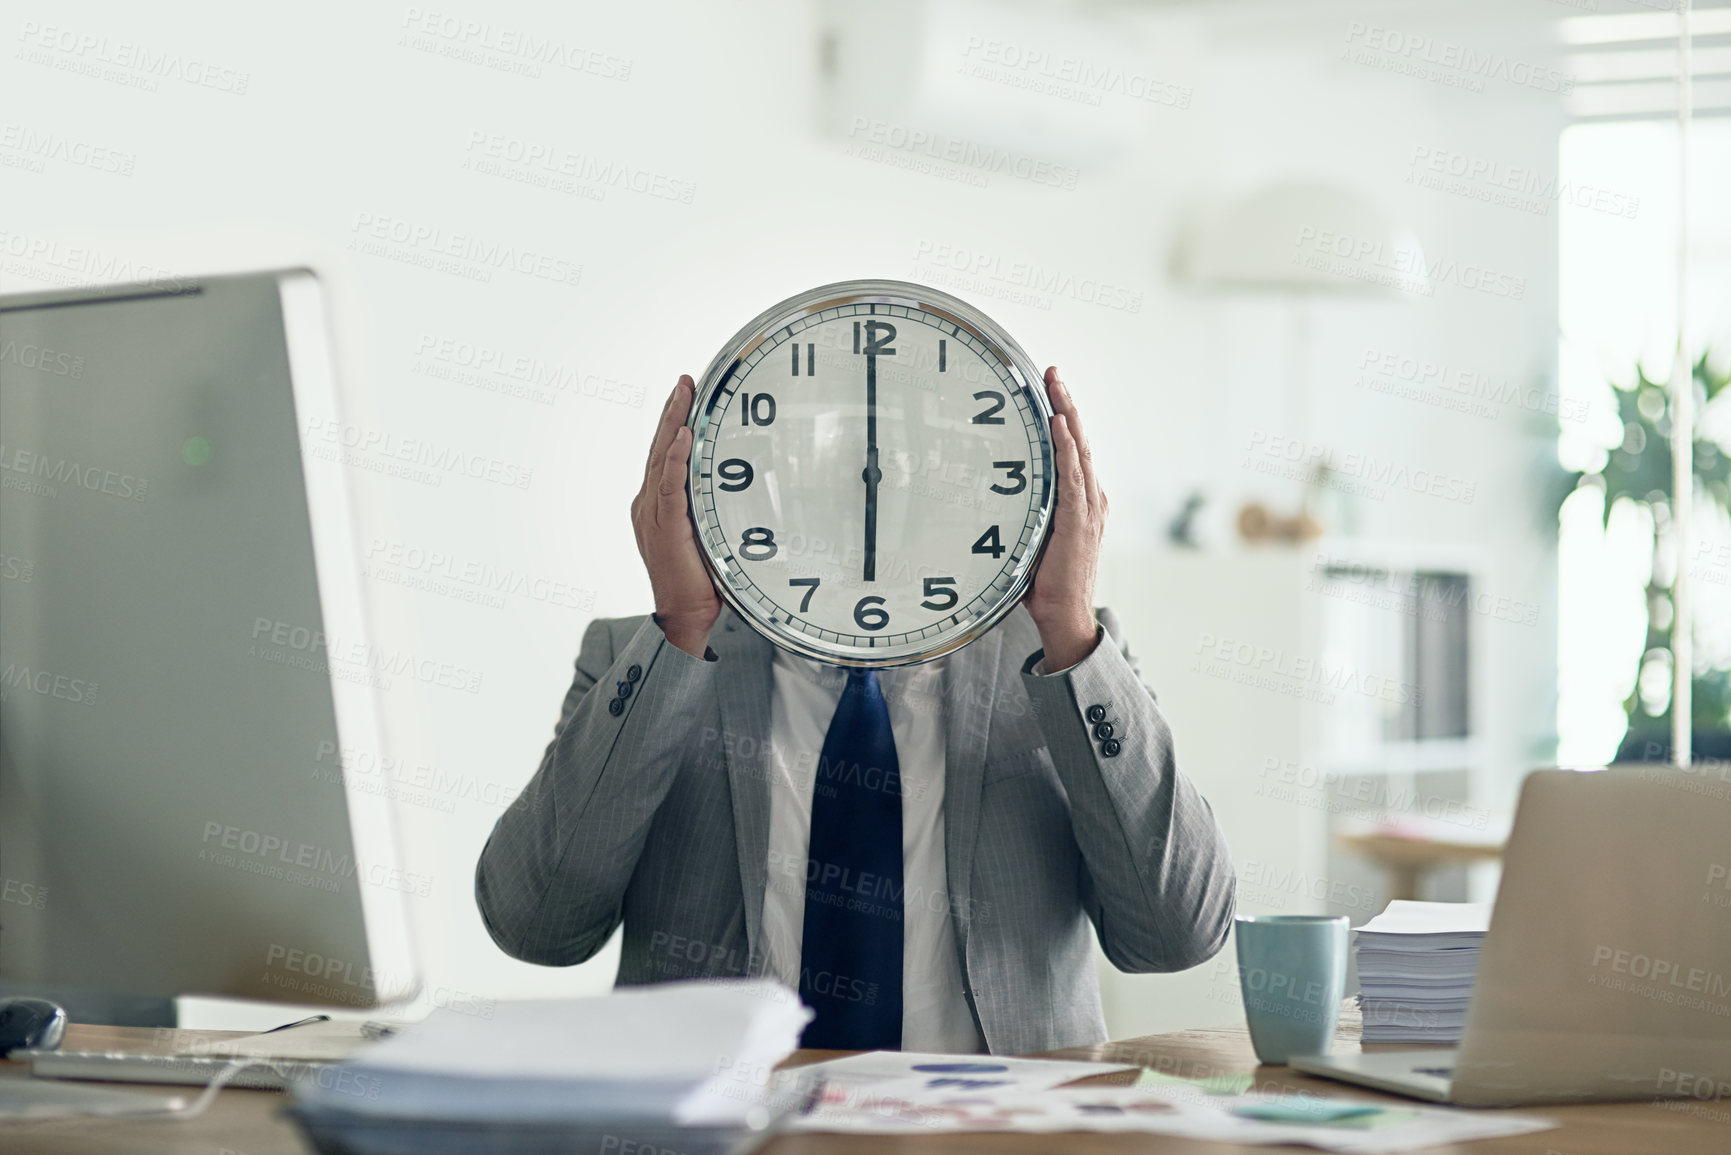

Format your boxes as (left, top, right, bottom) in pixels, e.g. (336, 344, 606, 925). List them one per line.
(0, 269, 418, 1024)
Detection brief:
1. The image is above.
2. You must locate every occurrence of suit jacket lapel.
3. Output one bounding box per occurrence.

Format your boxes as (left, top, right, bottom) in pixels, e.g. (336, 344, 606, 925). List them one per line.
(942, 628, 1001, 958)
(712, 610, 774, 971)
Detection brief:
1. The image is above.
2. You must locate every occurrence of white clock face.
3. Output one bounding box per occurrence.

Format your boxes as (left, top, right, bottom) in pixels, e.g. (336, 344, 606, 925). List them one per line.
(689, 284, 1054, 666)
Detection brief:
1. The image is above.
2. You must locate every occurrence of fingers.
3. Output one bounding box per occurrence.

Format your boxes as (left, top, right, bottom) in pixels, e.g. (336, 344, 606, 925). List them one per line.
(1045, 367, 1102, 517)
(643, 376, 693, 495)
(1051, 413, 1089, 526)
(657, 425, 693, 525)
(1054, 370, 1102, 512)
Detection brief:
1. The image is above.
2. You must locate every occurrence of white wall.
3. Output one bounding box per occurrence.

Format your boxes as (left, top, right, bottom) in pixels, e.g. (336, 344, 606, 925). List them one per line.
(1, 0, 1565, 1036)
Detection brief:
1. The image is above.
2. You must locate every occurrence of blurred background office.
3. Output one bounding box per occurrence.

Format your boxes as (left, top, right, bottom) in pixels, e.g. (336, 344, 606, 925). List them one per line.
(2, 0, 1724, 1039)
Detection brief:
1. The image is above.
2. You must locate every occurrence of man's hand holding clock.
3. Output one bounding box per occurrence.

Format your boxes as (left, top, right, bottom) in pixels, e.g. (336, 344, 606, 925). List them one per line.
(632, 374, 719, 659)
(1022, 366, 1107, 672)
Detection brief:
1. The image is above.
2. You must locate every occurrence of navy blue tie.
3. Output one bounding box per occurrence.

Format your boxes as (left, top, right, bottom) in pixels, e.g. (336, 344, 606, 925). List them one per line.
(799, 668, 903, 1049)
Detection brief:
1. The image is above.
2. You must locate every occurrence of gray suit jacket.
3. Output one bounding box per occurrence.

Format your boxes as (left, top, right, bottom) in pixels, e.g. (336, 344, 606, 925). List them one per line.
(476, 605, 1235, 1055)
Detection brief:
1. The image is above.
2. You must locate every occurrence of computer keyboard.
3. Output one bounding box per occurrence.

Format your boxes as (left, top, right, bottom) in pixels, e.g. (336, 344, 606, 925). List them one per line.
(24, 1049, 324, 1089)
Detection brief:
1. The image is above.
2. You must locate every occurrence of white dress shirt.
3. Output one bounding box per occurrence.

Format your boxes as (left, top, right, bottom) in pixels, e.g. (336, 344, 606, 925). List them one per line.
(759, 648, 986, 1053)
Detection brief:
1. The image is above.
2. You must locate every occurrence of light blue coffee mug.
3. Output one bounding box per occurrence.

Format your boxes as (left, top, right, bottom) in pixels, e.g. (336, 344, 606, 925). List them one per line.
(1234, 914, 1350, 1064)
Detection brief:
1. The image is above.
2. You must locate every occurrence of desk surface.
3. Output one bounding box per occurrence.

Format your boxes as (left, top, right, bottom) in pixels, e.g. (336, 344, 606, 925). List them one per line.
(2, 1011, 1725, 1155)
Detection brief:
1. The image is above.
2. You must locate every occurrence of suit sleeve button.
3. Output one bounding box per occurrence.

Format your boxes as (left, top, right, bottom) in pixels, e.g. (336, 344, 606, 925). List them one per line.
(1093, 721, 1115, 741)
(1101, 738, 1121, 758)
(1086, 704, 1107, 724)
(608, 697, 625, 717)
(626, 664, 642, 682)
(616, 680, 633, 699)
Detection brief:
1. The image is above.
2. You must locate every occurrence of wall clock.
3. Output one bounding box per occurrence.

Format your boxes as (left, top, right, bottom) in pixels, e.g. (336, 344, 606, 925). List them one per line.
(687, 279, 1055, 666)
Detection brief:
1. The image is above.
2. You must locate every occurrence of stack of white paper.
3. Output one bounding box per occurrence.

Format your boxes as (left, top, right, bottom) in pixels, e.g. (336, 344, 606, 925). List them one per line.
(292, 980, 812, 1127)
(1354, 901, 1490, 1044)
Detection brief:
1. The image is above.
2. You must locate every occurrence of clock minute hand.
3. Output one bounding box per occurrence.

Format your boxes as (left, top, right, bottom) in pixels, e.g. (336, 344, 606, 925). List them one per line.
(863, 345, 880, 583)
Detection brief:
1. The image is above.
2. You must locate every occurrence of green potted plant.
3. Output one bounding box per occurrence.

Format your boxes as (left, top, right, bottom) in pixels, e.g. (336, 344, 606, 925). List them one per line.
(1562, 353, 1731, 760)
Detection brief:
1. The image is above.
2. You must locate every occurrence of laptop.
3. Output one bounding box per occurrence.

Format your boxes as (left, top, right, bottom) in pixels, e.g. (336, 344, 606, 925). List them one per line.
(1293, 766, 1731, 1106)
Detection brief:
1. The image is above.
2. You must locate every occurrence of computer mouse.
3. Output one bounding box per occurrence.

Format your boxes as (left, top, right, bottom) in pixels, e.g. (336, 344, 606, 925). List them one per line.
(0, 996, 67, 1056)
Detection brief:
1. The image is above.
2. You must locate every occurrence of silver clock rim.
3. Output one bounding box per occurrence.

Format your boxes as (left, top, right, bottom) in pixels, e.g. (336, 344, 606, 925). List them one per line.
(685, 278, 1056, 669)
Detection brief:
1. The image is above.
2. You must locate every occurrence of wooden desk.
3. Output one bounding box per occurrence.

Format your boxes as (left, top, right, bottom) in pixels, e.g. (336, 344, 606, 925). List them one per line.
(3, 1012, 1726, 1154)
